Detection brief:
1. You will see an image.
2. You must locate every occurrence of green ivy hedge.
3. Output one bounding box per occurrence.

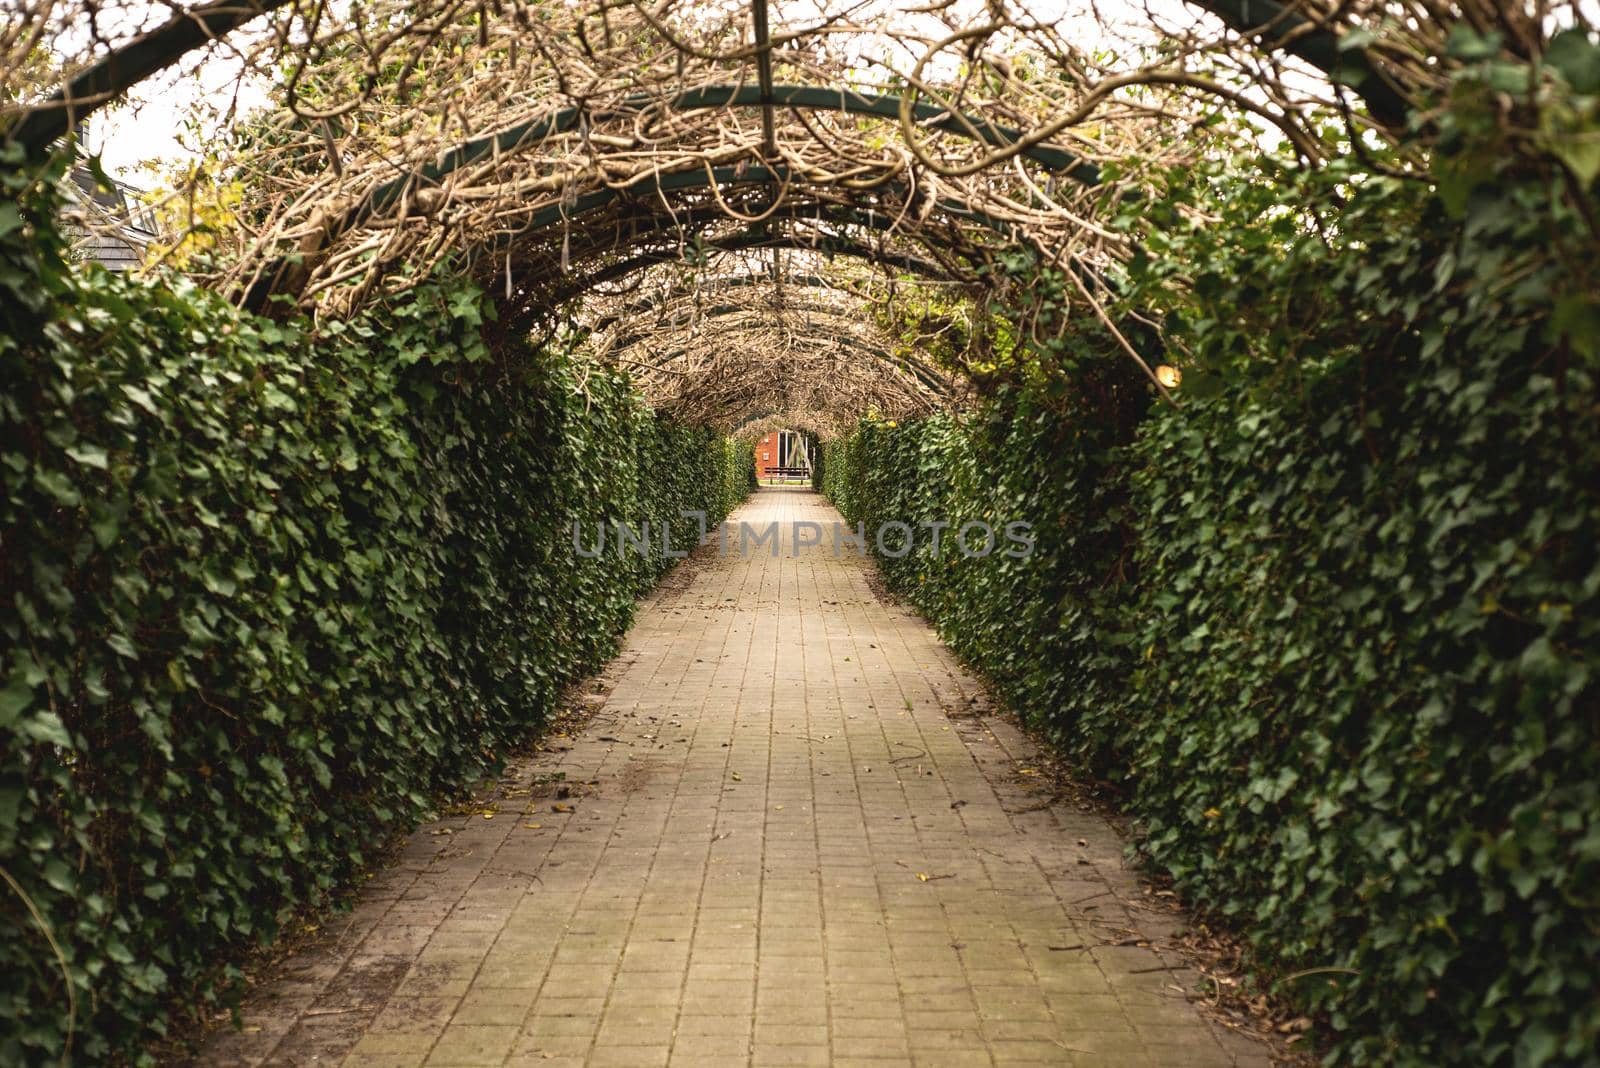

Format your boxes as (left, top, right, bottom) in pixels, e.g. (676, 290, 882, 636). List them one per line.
(0, 162, 750, 1064)
(819, 346, 1149, 779)
(822, 164, 1599, 1065)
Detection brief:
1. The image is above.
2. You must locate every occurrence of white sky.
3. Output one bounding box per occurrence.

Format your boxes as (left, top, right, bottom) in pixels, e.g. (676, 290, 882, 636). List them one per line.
(89, 68, 270, 180)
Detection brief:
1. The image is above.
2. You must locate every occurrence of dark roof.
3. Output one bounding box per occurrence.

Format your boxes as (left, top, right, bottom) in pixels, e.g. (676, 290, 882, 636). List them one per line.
(61, 166, 160, 271)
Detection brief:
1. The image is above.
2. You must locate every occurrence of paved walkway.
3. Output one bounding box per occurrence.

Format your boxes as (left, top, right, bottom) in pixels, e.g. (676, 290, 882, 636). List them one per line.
(196, 489, 1271, 1068)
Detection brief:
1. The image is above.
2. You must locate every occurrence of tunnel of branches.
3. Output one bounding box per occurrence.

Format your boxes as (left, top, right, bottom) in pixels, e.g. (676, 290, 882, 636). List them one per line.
(9, 0, 1421, 434)
(6, 2, 1599, 1065)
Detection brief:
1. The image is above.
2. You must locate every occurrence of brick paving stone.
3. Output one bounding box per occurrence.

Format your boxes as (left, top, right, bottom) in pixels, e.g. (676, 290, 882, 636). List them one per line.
(195, 488, 1277, 1067)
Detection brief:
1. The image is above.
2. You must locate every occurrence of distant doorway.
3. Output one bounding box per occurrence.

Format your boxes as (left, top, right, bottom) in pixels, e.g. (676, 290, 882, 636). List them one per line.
(755, 429, 812, 485)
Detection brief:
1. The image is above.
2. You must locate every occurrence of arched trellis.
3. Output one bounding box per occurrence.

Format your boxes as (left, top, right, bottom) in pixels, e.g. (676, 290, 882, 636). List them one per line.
(626, 325, 947, 435)
(248, 180, 987, 315)
(246, 157, 1068, 317)
(612, 305, 957, 401)
(730, 412, 829, 443)
(635, 331, 939, 392)
(571, 232, 986, 431)
(590, 272, 851, 333)
(485, 185, 1107, 354)
(3, 0, 1448, 430)
(606, 300, 896, 354)
(520, 167, 1026, 251)
(520, 226, 965, 337)
(357, 83, 1102, 222)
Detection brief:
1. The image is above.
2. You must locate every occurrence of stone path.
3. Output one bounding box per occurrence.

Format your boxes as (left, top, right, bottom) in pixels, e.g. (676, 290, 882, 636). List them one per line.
(195, 488, 1273, 1068)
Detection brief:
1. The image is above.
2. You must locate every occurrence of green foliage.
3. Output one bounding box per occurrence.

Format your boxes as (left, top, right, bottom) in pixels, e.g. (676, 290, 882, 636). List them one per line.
(0, 161, 748, 1065)
(1118, 124, 1599, 1067)
(1125, 337, 1598, 1068)
(823, 65, 1600, 1067)
(821, 335, 1148, 776)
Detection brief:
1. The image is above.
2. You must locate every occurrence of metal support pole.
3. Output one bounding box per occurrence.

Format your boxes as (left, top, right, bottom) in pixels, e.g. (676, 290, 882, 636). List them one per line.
(751, 0, 778, 159)
(751, 0, 783, 289)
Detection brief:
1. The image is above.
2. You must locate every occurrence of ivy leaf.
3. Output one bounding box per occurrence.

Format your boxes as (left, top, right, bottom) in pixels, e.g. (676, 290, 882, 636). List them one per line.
(42, 859, 75, 894)
(0, 676, 33, 727)
(1447, 26, 1503, 60)
(1545, 29, 1600, 94)
(1338, 28, 1378, 53)
(1550, 132, 1600, 188)
(32, 467, 83, 506)
(1550, 295, 1600, 360)
(201, 565, 238, 597)
(65, 442, 109, 469)
(22, 712, 72, 748)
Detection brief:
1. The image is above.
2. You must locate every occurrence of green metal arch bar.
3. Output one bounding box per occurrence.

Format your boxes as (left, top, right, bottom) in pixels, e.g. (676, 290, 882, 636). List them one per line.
(363, 83, 1099, 223)
(618, 308, 956, 397)
(486, 169, 1074, 313)
(505, 164, 1023, 242)
(671, 85, 1099, 182)
(1194, 0, 1406, 128)
(255, 174, 1006, 314)
(501, 190, 985, 265)
(730, 411, 832, 441)
(527, 222, 960, 313)
(646, 331, 921, 372)
(606, 300, 907, 353)
(517, 191, 1109, 310)
(248, 196, 956, 314)
(290, 100, 1083, 309)
(488, 195, 929, 256)
(510, 198, 966, 296)
(639, 329, 950, 398)
(592, 273, 853, 332)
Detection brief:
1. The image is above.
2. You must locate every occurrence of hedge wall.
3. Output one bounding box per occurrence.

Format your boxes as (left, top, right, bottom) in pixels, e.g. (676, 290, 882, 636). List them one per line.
(821, 160, 1599, 1066)
(0, 162, 750, 1064)
(819, 345, 1149, 779)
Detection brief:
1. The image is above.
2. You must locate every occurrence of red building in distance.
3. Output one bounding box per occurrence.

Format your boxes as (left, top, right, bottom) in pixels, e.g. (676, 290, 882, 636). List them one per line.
(755, 430, 811, 482)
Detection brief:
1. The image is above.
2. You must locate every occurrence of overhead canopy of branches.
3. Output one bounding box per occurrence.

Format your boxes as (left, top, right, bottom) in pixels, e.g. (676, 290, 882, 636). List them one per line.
(582, 250, 965, 431)
(5, 0, 1589, 430)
